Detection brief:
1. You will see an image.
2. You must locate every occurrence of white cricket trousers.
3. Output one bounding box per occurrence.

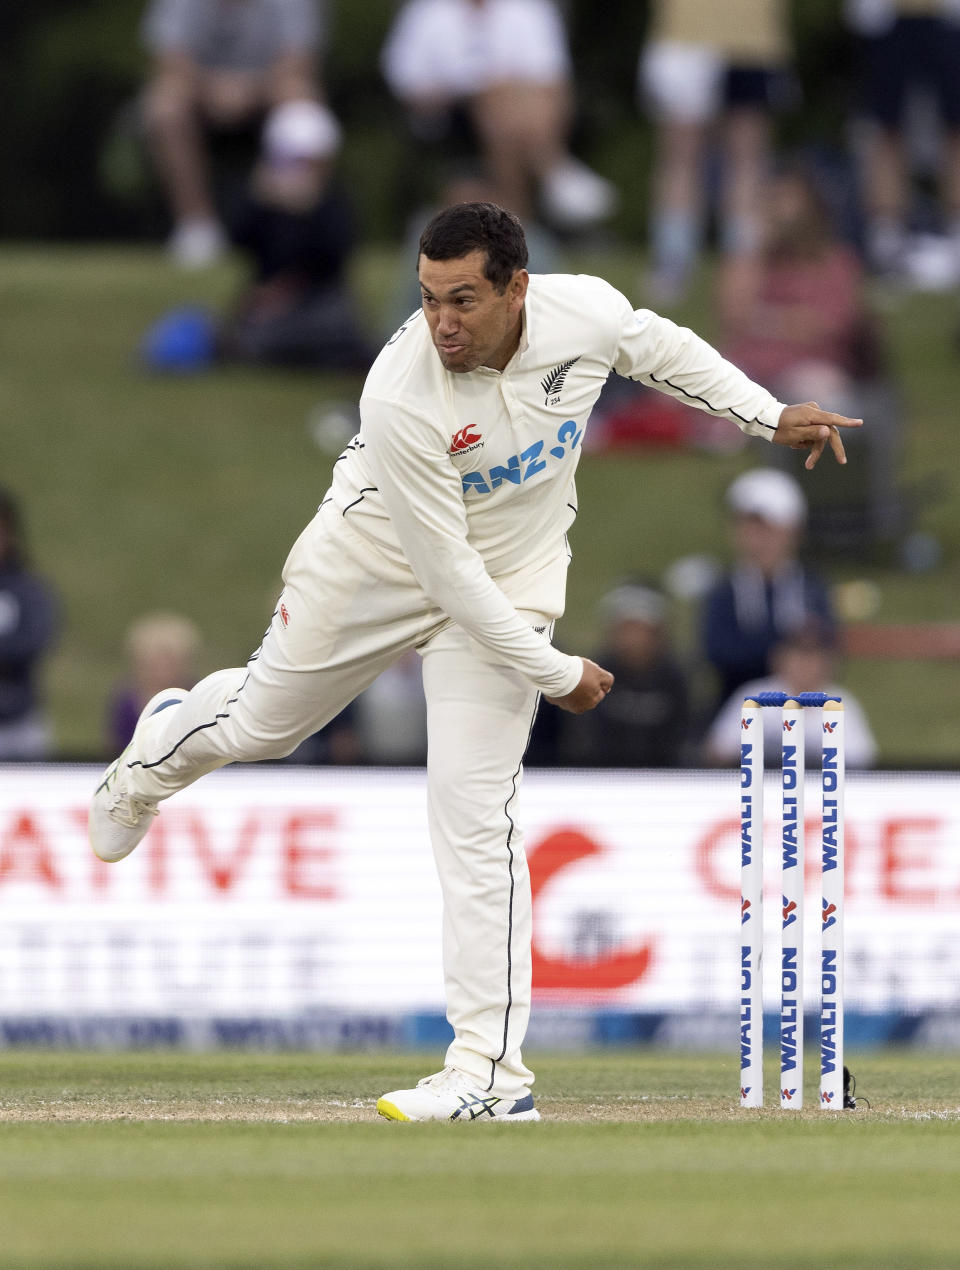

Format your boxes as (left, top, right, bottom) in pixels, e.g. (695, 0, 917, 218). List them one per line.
(122, 507, 545, 1098)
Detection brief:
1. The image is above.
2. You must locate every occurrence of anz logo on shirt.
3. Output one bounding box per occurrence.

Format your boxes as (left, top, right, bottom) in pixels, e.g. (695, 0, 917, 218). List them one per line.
(460, 419, 583, 496)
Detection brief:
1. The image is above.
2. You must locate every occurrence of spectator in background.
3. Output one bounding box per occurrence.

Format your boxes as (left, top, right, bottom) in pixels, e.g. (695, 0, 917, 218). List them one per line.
(717, 164, 881, 419)
(638, 0, 795, 301)
(221, 99, 375, 370)
(703, 622, 877, 767)
(107, 612, 203, 753)
(562, 580, 690, 767)
(702, 468, 836, 708)
(845, 0, 960, 281)
(381, 0, 616, 230)
(0, 487, 59, 760)
(141, 0, 324, 267)
(107, 610, 365, 765)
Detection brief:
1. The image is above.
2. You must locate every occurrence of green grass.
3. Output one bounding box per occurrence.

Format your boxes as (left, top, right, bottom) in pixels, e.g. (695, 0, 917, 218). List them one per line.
(0, 246, 376, 757)
(2, 244, 959, 762)
(0, 1050, 958, 1267)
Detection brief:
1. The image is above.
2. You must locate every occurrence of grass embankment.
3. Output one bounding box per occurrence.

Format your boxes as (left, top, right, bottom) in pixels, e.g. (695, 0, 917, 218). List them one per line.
(2, 245, 957, 761)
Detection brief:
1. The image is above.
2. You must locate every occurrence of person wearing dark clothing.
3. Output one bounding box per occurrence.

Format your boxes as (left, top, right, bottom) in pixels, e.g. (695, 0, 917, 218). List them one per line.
(846, 0, 960, 278)
(221, 99, 375, 370)
(564, 581, 690, 767)
(231, 177, 353, 285)
(703, 467, 835, 704)
(0, 488, 59, 759)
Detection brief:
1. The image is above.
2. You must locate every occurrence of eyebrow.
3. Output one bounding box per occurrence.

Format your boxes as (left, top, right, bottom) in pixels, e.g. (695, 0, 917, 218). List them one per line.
(419, 282, 479, 298)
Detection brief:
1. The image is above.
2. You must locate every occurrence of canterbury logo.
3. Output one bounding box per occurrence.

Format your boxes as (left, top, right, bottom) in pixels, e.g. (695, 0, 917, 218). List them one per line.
(450, 426, 482, 453)
(541, 355, 581, 403)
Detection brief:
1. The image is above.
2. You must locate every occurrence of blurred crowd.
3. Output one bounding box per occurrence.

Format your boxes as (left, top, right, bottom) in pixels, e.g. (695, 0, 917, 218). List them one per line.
(11, 0, 960, 764)
(4, 463, 879, 768)
(132, 0, 960, 288)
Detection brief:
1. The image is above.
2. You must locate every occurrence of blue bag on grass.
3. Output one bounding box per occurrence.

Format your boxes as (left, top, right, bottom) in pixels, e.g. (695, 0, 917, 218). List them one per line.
(140, 306, 217, 372)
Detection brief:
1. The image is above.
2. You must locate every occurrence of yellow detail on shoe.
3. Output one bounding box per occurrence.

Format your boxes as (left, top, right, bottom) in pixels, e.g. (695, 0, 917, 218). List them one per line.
(376, 1098, 412, 1122)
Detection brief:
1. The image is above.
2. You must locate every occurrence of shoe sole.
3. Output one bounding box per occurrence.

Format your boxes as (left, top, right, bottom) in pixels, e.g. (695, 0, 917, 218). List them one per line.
(376, 1098, 411, 1122)
(376, 1097, 540, 1123)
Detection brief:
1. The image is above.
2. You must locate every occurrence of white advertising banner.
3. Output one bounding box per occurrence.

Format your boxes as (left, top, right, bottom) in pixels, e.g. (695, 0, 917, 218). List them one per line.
(0, 766, 958, 1042)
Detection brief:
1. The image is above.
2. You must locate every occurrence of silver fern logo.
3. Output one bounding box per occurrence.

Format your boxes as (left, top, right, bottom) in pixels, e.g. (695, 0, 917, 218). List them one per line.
(541, 355, 581, 405)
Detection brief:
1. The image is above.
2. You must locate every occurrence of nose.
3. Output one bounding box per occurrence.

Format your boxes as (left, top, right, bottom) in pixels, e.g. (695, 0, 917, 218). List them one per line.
(436, 305, 460, 336)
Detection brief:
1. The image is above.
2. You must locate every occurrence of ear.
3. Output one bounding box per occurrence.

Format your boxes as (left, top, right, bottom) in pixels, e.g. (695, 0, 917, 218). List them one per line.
(508, 269, 529, 314)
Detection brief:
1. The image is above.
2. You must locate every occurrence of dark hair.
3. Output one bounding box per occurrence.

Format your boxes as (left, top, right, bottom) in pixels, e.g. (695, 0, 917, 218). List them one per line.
(418, 202, 528, 293)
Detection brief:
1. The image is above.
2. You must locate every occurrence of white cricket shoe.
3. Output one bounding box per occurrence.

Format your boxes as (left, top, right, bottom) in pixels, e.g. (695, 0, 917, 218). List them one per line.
(377, 1067, 540, 1123)
(88, 689, 186, 863)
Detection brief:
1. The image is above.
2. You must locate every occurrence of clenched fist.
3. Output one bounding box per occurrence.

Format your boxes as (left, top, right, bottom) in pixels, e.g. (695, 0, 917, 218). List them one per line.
(546, 658, 614, 714)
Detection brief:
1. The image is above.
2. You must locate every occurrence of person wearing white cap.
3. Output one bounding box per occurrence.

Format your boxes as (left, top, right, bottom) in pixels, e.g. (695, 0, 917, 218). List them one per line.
(702, 466, 837, 705)
(725, 466, 808, 526)
(220, 99, 375, 369)
(141, 0, 325, 267)
(261, 98, 340, 165)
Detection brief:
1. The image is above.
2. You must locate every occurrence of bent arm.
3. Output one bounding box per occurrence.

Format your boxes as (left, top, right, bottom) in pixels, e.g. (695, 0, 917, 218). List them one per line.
(361, 397, 582, 698)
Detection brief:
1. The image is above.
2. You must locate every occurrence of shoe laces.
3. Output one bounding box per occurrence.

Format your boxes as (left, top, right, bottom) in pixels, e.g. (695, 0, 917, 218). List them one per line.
(107, 790, 159, 829)
(417, 1067, 472, 1094)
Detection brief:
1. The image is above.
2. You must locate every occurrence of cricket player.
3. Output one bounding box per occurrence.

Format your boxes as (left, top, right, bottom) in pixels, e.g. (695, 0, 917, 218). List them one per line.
(89, 202, 861, 1122)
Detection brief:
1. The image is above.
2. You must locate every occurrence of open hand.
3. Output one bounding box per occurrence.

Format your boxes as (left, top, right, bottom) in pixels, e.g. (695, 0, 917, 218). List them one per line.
(774, 402, 863, 470)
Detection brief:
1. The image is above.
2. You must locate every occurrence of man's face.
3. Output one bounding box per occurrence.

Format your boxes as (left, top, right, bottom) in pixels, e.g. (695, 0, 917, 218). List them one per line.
(418, 250, 528, 373)
(732, 513, 800, 574)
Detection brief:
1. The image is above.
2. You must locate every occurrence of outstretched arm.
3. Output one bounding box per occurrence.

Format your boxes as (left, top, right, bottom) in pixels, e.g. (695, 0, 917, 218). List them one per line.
(609, 292, 864, 464)
(773, 402, 863, 470)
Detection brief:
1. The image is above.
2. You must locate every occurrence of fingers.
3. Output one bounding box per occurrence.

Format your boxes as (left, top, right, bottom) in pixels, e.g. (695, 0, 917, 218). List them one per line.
(804, 425, 847, 470)
(777, 402, 861, 467)
(545, 662, 613, 714)
(805, 406, 863, 429)
(583, 670, 614, 710)
(783, 403, 863, 431)
(802, 439, 822, 474)
(818, 413, 862, 430)
(828, 425, 848, 464)
(788, 423, 827, 453)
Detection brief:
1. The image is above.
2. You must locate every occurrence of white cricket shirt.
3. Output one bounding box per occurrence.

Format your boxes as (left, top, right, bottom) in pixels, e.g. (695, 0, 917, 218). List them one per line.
(327, 273, 786, 698)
